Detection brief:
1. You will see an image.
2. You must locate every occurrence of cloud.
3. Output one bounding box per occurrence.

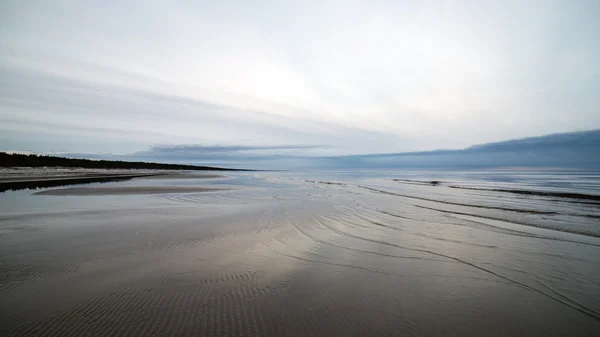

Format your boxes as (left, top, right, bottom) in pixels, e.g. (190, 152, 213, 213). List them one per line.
(0, 63, 414, 155)
(132, 144, 329, 161)
(321, 129, 600, 169)
(55, 129, 599, 169)
(146, 144, 325, 154)
(1, 0, 599, 156)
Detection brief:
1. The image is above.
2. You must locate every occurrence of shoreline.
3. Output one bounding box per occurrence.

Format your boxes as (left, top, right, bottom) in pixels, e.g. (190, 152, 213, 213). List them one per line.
(1, 169, 599, 336)
(0, 171, 226, 193)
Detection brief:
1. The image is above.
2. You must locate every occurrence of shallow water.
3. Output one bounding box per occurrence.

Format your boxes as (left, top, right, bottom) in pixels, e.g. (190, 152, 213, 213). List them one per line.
(1, 169, 599, 336)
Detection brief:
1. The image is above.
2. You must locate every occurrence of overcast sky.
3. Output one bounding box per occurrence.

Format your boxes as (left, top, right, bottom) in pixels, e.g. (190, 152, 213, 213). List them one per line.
(1, 0, 599, 157)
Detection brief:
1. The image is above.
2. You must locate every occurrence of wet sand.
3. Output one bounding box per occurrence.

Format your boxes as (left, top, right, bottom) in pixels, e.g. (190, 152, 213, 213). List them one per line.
(0, 169, 162, 183)
(34, 186, 230, 195)
(0, 170, 226, 193)
(1, 171, 599, 336)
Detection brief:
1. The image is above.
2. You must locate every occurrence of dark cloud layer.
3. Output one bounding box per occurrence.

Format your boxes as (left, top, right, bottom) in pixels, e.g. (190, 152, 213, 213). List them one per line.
(146, 144, 326, 154)
(59, 129, 600, 169)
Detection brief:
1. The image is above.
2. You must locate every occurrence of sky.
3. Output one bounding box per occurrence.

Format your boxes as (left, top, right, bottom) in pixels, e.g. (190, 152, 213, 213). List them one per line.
(1, 0, 599, 160)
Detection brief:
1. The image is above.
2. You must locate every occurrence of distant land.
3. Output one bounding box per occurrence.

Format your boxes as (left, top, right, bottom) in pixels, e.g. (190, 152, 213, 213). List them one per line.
(0, 152, 247, 171)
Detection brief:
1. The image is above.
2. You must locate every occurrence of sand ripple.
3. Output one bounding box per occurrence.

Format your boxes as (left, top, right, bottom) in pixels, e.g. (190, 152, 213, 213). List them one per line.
(1, 173, 600, 336)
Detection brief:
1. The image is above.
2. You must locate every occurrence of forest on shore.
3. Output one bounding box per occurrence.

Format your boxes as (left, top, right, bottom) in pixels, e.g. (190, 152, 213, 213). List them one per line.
(0, 152, 245, 171)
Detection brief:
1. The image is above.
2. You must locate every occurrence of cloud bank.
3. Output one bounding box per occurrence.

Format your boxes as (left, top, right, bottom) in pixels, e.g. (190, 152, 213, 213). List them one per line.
(57, 129, 600, 169)
(1, 1, 599, 156)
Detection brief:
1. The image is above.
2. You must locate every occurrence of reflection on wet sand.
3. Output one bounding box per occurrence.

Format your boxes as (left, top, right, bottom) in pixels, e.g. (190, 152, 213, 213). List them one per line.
(0, 172, 599, 336)
(0, 171, 225, 193)
(34, 186, 230, 195)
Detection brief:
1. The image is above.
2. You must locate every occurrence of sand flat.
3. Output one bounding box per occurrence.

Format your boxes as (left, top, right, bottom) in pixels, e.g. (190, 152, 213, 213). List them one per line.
(0, 170, 226, 193)
(0, 171, 224, 184)
(33, 186, 231, 195)
(132, 173, 225, 180)
(1, 170, 599, 336)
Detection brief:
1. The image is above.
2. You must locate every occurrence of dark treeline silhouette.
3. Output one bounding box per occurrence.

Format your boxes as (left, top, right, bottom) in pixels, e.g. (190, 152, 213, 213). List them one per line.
(0, 152, 247, 171)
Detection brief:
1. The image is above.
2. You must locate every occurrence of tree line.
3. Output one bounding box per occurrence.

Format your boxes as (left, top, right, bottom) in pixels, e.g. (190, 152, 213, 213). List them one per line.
(0, 152, 245, 171)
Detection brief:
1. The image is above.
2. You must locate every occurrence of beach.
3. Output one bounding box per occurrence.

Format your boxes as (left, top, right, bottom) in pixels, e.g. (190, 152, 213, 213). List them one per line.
(1, 169, 599, 336)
